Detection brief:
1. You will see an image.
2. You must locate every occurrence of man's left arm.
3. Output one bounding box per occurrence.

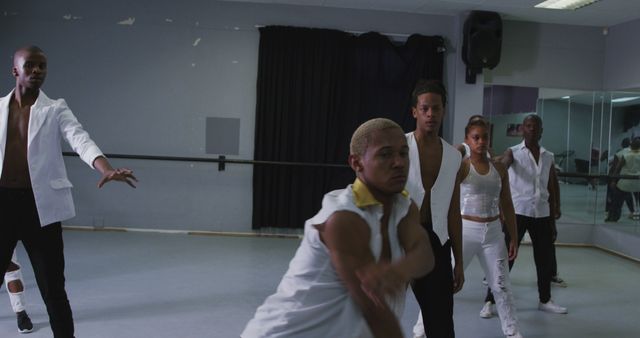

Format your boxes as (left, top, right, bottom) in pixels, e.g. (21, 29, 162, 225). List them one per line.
(394, 203, 434, 280)
(56, 101, 137, 188)
(448, 163, 465, 293)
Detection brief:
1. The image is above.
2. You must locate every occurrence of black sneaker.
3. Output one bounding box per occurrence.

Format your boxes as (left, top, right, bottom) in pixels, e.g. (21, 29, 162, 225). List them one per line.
(551, 276, 568, 288)
(17, 310, 33, 334)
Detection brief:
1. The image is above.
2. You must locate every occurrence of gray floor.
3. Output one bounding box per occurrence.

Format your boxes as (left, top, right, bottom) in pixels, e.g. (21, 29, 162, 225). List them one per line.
(1, 230, 639, 338)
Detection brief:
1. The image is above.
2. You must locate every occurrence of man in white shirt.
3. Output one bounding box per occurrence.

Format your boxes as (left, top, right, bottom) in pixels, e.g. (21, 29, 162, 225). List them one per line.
(0, 45, 137, 338)
(242, 118, 434, 338)
(501, 114, 567, 314)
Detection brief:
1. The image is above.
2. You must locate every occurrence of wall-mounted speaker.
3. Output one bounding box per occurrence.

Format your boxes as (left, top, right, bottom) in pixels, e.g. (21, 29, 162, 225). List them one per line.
(462, 11, 502, 84)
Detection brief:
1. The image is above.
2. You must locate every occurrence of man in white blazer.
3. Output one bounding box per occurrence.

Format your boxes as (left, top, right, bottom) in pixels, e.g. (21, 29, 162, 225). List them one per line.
(0, 45, 137, 338)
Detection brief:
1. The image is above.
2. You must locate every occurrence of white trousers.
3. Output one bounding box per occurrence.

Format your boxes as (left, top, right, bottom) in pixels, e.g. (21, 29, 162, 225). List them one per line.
(462, 219, 519, 336)
(411, 219, 520, 337)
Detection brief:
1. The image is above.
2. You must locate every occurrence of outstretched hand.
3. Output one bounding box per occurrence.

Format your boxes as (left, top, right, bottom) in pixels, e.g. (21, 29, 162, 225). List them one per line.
(356, 263, 407, 307)
(97, 168, 138, 188)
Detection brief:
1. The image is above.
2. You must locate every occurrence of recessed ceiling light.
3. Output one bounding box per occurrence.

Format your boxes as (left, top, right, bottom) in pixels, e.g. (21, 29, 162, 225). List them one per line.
(611, 96, 640, 103)
(535, 0, 599, 10)
(562, 96, 570, 99)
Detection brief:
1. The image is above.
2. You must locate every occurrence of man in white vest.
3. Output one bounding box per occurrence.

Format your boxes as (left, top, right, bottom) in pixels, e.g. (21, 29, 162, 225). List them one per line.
(0, 46, 137, 338)
(242, 118, 434, 338)
(405, 80, 464, 338)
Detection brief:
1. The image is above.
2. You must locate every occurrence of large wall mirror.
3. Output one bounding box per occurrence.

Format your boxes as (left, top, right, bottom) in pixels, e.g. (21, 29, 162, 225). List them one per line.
(483, 85, 640, 235)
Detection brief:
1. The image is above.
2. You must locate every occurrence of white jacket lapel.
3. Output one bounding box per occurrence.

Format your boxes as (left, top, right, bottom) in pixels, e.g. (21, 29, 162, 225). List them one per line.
(27, 90, 49, 148)
(0, 91, 11, 172)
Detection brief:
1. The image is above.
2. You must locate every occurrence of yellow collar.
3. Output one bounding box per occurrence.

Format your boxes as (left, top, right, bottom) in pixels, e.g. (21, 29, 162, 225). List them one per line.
(352, 178, 408, 208)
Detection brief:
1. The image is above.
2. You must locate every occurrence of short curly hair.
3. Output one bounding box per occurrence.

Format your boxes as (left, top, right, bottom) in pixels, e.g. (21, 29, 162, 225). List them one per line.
(411, 79, 447, 108)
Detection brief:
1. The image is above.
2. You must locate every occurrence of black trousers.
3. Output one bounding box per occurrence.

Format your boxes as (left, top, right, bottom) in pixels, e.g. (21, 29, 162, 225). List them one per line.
(518, 215, 554, 302)
(0, 188, 75, 338)
(550, 242, 558, 278)
(606, 184, 634, 215)
(608, 186, 637, 221)
(412, 227, 455, 338)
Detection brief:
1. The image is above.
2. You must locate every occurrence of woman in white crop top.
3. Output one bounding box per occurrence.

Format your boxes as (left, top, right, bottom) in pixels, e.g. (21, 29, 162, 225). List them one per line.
(457, 120, 523, 338)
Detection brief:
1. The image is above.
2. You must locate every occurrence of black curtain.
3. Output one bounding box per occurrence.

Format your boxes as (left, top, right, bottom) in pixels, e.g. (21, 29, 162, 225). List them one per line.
(252, 26, 445, 229)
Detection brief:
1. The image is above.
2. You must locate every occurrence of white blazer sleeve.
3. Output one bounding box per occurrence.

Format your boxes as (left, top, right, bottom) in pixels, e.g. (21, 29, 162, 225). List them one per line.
(55, 99, 104, 169)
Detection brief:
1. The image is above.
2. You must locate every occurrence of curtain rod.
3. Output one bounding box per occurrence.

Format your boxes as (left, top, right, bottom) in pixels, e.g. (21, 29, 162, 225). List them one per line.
(254, 25, 447, 52)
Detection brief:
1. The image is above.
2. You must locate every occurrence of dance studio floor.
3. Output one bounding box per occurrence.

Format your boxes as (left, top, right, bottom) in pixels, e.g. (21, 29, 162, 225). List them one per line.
(1, 230, 639, 338)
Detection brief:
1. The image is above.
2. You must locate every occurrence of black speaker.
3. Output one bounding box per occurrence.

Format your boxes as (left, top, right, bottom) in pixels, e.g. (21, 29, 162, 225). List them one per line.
(462, 11, 502, 83)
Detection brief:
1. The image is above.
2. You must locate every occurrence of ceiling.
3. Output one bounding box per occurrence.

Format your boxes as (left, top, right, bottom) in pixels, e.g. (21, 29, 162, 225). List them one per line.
(221, 0, 640, 27)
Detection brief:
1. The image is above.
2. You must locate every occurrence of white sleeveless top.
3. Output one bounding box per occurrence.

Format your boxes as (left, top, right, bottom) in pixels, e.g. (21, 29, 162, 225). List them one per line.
(617, 149, 640, 192)
(460, 162, 501, 218)
(241, 180, 411, 338)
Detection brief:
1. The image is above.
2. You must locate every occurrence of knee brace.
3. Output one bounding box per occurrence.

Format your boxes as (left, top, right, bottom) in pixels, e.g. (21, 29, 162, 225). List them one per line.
(5, 268, 26, 313)
(4, 267, 22, 285)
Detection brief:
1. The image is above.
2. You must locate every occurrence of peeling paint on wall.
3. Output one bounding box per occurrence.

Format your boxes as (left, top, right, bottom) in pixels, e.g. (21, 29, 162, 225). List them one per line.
(117, 17, 135, 25)
(193, 38, 201, 47)
(62, 14, 82, 21)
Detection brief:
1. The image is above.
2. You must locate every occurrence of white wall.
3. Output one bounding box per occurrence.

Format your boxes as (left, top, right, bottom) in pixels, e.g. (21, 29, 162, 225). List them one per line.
(0, 0, 459, 231)
(488, 20, 605, 90)
(604, 18, 640, 90)
(2, 0, 633, 231)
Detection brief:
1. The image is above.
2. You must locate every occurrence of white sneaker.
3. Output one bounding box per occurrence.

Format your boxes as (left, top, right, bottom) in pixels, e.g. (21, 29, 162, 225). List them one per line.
(507, 332, 524, 338)
(538, 300, 568, 314)
(479, 301, 494, 318)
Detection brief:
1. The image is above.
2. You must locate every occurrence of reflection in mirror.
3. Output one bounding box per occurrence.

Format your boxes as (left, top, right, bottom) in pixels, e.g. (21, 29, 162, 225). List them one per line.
(482, 85, 640, 233)
(607, 92, 640, 228)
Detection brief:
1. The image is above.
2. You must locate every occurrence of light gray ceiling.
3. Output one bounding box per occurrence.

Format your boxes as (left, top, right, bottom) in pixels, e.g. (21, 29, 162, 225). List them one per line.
(221, 0, 640, 27)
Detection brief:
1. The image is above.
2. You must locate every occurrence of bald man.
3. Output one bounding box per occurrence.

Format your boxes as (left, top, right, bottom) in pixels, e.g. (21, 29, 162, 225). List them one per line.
(0, 46, 137, 337)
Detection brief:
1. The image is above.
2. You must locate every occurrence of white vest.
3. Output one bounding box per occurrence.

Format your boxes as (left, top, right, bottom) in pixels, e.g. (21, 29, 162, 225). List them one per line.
(405, 132, 461, 245)
(241, 183, 410, 338)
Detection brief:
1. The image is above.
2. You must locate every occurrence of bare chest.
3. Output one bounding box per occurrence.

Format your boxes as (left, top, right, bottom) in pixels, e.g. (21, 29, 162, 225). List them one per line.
(418, 144, 443, 190)
(7, 104, 31, 143)
(0, 104, 32, 187)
